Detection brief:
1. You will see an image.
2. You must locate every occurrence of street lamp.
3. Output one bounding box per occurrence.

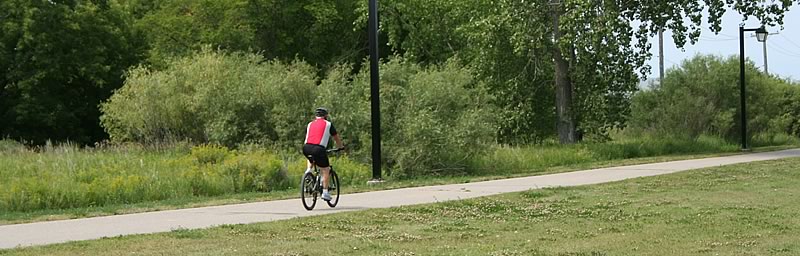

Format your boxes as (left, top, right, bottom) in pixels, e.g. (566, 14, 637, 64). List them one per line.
(754, 27, 769, 42)
(738, 25, 769, 151)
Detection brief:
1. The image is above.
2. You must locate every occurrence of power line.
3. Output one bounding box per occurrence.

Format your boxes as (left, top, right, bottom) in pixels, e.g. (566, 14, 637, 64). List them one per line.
(777, 34, 800, 49)
(664, 58, 681, 66)
(714, 32, 738, 39)
(768, 45, 800, 58)
(770, 41, 800, 56)
(698, 37, 737, 42)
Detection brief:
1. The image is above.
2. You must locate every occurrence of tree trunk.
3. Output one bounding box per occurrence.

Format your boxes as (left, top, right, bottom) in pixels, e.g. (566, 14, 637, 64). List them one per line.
(551, 0, 576, 144)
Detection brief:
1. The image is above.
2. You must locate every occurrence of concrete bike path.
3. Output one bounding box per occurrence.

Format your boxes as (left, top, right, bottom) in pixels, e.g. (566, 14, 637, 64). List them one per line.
(2, 148, 800, 249)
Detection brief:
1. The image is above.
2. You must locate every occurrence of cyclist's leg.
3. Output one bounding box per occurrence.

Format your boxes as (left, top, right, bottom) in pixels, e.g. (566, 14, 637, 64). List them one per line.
(316, 156, 331, 190)
(305, 159, 314, 173)
(301, 144, 317, 174)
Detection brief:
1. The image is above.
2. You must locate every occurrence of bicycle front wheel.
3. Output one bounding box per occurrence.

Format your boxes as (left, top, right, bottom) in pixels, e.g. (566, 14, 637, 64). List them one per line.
(326, 170, 340, 207)
(301, 172, 317, 210)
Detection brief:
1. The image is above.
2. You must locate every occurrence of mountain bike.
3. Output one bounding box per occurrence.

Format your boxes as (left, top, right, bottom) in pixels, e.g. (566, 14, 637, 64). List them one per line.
(301, 148, 342, 210)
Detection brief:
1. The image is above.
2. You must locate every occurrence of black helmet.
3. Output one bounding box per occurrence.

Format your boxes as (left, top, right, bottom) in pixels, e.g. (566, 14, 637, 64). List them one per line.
(314, 107, 329, 117)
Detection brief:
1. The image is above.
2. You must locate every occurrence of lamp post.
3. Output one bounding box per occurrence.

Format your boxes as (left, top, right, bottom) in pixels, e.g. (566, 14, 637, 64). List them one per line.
(738, 25, 768, 151)
(368, 0, 382, 182)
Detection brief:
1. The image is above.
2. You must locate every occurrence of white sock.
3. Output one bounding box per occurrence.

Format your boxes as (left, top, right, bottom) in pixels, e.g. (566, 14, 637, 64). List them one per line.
(305, 168, 312, 173)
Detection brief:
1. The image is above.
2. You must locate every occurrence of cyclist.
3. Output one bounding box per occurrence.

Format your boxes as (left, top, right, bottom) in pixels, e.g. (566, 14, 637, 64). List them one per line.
(303, 107, 344, 201)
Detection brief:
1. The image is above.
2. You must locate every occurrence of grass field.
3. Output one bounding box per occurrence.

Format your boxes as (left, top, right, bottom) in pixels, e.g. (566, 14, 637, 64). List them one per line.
(3, 155, 799, 255)
(0, 137, 796, 225)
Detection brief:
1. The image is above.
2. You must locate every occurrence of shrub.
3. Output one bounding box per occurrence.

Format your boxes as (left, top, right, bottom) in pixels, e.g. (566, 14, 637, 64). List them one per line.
(190, 144, 232, 165)
(100, 49, 318, 147)
(315, 58, 497, 177)
(628, 54, 800, 143)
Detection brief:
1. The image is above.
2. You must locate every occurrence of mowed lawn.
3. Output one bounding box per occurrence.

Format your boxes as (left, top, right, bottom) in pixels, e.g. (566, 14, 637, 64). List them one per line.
(3, 157, 800, 256)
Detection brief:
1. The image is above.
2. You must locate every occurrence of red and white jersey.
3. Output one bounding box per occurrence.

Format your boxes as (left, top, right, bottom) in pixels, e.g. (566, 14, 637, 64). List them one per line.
(304, 118, 337, 146)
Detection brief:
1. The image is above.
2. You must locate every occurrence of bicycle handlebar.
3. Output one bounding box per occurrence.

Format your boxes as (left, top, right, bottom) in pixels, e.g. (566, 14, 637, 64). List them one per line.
(326, 148, 345, 153)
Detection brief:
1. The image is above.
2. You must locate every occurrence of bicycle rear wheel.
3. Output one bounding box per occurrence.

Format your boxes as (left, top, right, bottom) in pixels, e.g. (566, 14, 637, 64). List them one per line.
(326, 170, 340, 207)
(301, 172, 317, 210)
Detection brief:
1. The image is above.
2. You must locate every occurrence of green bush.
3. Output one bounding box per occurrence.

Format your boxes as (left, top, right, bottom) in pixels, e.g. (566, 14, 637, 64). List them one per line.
(315, 58, 497, 177)
(100, 49, 318, 147)
(628, 54, 800, 143)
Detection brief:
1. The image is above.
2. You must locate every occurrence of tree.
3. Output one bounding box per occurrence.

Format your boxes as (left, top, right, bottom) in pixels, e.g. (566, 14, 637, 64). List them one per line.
(373, 0, 640, 143)
(247, 0, 367, 71)
(0, 0, 141, 145)
(547, 0, 797, 143)
(132, 0, 256, 67)
(370, 0, 557, 144)
(549, 0, 576, 143)
(131, 0, 367, 71)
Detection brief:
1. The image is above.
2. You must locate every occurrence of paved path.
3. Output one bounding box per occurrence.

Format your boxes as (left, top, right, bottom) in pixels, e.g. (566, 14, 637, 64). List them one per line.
(2, 149, 800, 249)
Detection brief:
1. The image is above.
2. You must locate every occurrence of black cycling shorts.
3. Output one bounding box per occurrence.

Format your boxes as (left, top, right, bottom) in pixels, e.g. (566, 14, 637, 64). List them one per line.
(303, 144, 330, 167)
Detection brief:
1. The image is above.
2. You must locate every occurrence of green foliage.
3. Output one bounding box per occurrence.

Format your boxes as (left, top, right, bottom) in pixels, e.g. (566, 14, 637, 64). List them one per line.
(373, 0, 796, 144)
(773, 80, 800, 137)
(132, 0, 255, 67)
(469, 135, 740, 176)
(369, 0, 651, 143)
(247, 0, 366, 70)
(0, 0, 143, 145)
(316, 58, 497, 177)
(190, 144, 232, 165)
(128, 0, 366, 70)
(0, 144, 366, 212)
(751, 132, 800, 148)
(371, 0, 557, 144)
(628, 55, 800, 142)
(222, 152, 288, 192)
(0, 139, 27, 154)
(100, 49, 318, 147)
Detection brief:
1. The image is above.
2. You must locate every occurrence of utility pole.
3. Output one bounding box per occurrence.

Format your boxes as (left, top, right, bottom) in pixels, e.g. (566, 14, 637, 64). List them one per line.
(752, 32, 778, 75)
(659, 29, 665, 83)
(763, 35, 769, 75)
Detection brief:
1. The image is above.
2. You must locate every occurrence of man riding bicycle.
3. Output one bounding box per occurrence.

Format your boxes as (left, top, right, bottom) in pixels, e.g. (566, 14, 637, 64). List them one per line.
(303, 107, 345, 201)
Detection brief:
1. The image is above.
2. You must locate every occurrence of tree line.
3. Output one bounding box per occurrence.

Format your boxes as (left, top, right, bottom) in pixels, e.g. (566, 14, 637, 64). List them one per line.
(1, 0, 798, 146)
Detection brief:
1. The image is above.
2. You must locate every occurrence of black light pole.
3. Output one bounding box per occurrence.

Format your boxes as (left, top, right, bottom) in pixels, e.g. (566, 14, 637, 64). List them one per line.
(738, 25, 768, 151)
(368, 0, 382, 181)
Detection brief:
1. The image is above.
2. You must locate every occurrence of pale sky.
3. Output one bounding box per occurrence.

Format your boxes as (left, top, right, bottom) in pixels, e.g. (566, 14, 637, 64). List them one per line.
(645, 6, 800, 81)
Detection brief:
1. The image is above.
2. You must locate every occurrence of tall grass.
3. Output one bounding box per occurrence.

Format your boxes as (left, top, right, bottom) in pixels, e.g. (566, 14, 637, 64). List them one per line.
(0, 142, 370, 212)
(1, 134, 796, 213)
(468, 135, 743, 175)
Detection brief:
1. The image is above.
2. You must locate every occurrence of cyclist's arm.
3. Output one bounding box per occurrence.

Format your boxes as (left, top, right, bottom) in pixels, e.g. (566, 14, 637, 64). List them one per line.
(333, 133, 344, 149)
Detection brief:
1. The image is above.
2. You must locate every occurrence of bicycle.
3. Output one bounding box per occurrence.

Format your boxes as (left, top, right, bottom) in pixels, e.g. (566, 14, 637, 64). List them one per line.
(301, 148, 343, 210)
